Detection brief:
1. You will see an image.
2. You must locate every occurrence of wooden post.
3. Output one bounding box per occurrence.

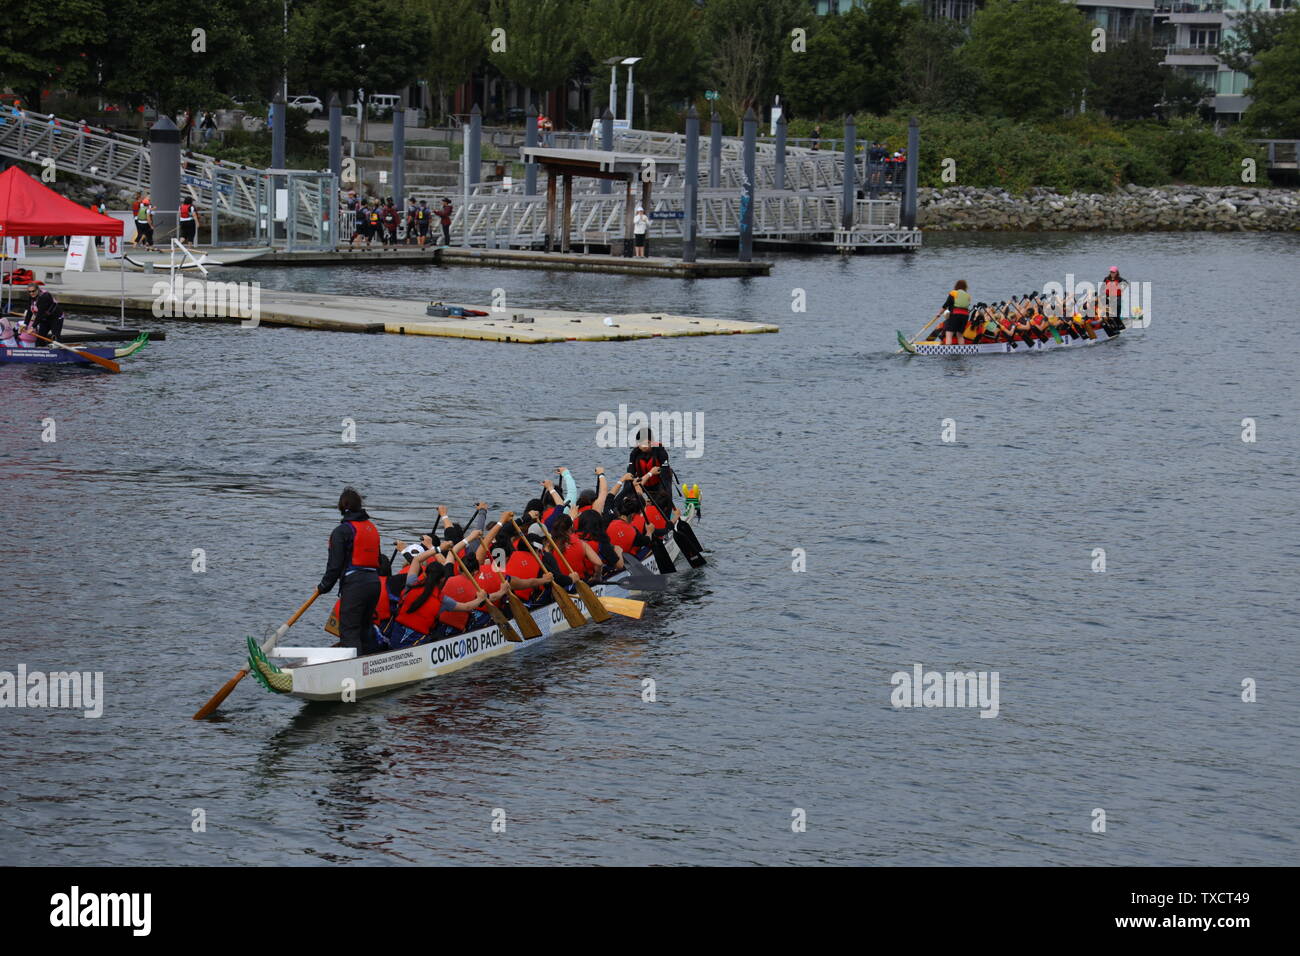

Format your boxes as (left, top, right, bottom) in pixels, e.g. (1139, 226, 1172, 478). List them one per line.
(623, 175, 634, 257)
(561, 173, 572, 253)
(641, 178, 651, 257)
(545, 169, 556, 252)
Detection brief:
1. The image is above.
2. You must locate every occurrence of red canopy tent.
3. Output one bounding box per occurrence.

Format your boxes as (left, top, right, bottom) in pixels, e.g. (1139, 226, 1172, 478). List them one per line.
(0, 165, 123, 237)
(0, 164, 125, 322)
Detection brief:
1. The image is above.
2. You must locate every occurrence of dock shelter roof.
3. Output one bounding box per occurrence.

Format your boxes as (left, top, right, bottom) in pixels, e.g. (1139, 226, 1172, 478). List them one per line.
(519, 147, 682, 179)
(0, 166, 124, 237)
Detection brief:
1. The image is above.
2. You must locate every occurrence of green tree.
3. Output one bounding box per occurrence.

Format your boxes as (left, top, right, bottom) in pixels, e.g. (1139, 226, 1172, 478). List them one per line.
(1218, 1, 1294, 74)
(289, 0, 431, 102)
(1242, 10, 1300, 136)
(964, 0, 1091, 121)
(0, 0, 106, 111)
(705, 0, 804, 124)
(100, 0, 279, 116)
(488, 0, 581, 104)
(425, 0, 488, 122)
(897, 17, 976, 113)
(584, 0, 703, 123)
(778, 15, 860, 119)
(1087, 29, 1166, 121)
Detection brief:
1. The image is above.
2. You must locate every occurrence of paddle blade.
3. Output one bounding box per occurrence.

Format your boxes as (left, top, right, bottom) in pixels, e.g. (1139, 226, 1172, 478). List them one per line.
(650, 537, 676, 573)
(505, 591, 543, 639)
(193, 669, 248, 720)
(619, 573, 670, 592)
(486, 602, 523, 642)
(576, 581, 612, 623)
(552, 583, 586, 628)
(599, 596, 644, 619)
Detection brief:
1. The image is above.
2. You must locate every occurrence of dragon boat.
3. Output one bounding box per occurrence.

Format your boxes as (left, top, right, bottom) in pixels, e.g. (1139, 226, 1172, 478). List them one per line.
(247, 509, 701, 705)
(1, 332, 149, 367)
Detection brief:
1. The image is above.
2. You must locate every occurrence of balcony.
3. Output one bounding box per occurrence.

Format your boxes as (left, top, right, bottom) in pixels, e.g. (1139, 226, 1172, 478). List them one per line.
(1154, 1, 1224, 13)
(1166, 44, 1219, 55)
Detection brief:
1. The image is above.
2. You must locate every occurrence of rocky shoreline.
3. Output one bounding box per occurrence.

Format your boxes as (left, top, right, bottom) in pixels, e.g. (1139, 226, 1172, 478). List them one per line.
(917, 184, 1300, 231)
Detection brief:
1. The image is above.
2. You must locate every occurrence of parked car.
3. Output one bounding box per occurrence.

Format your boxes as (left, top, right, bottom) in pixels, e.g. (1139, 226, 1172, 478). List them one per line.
(368, 94, 402, 112)
(288, 95, 323, 115)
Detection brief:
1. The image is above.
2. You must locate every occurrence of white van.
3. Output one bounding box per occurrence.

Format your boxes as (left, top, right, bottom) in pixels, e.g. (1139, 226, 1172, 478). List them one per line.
(368, 94, 402, 112)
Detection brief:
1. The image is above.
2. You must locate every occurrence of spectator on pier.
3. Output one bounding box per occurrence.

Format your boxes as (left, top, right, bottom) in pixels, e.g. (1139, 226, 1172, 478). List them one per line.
(381, 199, 399, 248)
(437, 197, 453, 246)
(414, 199, 432, 247)
(405, 198, 419, 244)
(178, 198, 200, 246)
(633, 205, 650, 258)
(200, 111, 217, 143)
(133, 198, 155, 250)
(811, 124, 822, 150)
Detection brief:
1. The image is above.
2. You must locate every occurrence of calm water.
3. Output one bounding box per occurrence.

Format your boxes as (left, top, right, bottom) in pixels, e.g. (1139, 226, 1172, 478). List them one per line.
(1, 232, 1296, 866)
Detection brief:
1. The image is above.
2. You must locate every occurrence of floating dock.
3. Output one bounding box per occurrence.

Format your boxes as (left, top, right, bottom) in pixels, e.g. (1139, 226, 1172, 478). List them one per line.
(35, 265, 778, 344)
(238, 246, 771, 277)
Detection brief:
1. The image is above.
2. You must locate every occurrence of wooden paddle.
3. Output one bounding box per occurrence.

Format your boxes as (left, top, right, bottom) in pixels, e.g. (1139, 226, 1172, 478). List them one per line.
(895, 312, 943, 353)
(598, 596, 644, 619)
(538, 523, 612, 623)
(631, 480, 676, 572)
(451, 547, 522, 643)
(193, 589, 320, 719)
(476, 517, 542, 638)
(6, 318, 120, 373)
(508, 518, 586, 628)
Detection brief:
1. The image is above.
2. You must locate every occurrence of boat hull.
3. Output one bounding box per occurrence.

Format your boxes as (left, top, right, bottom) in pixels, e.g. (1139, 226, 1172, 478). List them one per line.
(907, 327, 1122, 356)
(1, 345, 118, 365)
(250, 516, 693, 703)
(0, 332, 148, 366)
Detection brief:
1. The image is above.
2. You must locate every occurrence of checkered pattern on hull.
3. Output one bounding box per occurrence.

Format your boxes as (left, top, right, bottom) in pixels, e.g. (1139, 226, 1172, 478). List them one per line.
(914, 330, 1116, 356)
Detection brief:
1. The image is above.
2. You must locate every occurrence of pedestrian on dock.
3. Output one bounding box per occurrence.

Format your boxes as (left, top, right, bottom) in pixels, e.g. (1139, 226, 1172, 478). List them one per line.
(437, 198, 453, 246)
(178, 198, 200, 247)
(405, 198, 419, 244)
(811, 124, 822, 150)
(381, 199, 399, 248)
(133, 198, 155, 251)
(415, 200, 431, 247)
(633, 205, 649, 257)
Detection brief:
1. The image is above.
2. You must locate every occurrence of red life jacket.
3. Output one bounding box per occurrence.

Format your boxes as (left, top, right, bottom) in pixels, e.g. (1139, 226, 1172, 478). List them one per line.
(575, 533, 602, 577)
(633, 451, 662, 486)
(541, 506, 557, 523)
(1102, 278, 1122, 297)
(394, 574, 443, 634)
(439, 574, 477, 631)
(345, 520, 380, 570)
(368, 211, 379, 225)
(644, 504, 667, 530)
(475, 562, 504, 605)
(374, 576, 393, 624)
(559, 536, 589, 579)
(607, 518, 637, 553)
(505, 550, 541, 601)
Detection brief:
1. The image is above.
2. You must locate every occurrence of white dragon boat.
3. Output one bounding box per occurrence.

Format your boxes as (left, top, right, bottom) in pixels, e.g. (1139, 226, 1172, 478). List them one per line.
(897, 325, 1125, 356)
(247, 511, 699, 704)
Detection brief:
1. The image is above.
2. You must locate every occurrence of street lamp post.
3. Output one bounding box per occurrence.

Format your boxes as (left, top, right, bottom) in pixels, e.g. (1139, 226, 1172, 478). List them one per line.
(622, 57, 642, 129)
(604, 56, 623, 121)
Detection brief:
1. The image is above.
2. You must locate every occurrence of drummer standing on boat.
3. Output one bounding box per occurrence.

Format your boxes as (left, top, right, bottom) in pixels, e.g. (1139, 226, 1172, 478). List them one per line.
(318, 487, 383, 654)
(25, 282, 65, 341)
(1100, 266, 1127, 318)
(939, 280, 971, 345)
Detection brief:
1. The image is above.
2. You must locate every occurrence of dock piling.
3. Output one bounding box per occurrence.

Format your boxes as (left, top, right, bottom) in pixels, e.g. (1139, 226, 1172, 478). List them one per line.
(272, 94, 286, 243)
(710, 111, 722, 189)
(525, 103, 538, 196)
(841, 113, 856, 230)
(468, 104, 481, 187)
(392, 106, 405, 210)
(149, 115, 180, 246)
(328, 94, 342, 186)
(775, 113, 787, 191)
(600, 108, 614, 196)
(740, 108, 756, 263)
(683, 105, 699, 264)
(903, 116, 920, 229)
